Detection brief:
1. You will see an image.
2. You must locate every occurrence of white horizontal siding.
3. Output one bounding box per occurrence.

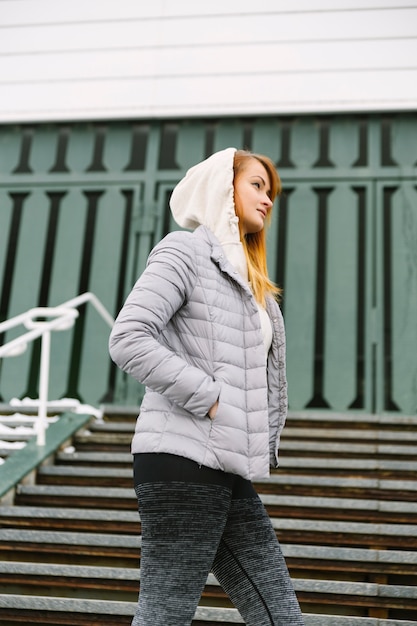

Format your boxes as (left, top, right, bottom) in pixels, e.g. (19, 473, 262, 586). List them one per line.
(2, 0, 417, 23)
(0, 0, 416, 122)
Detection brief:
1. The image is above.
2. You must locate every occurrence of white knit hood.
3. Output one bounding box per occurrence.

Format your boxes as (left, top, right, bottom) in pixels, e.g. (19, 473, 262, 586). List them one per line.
(169, 147, 248, 280)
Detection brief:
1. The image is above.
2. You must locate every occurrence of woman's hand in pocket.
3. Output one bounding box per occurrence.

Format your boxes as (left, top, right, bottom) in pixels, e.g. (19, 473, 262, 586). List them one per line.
(208, 400, 219, 420)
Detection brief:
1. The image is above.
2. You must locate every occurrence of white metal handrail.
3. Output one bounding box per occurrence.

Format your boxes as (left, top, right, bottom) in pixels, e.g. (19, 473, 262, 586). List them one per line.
(0, 292, 114, 445)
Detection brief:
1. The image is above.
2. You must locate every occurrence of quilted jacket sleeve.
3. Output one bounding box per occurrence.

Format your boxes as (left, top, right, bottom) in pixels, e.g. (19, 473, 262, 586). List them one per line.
(109, 232, 221, 418)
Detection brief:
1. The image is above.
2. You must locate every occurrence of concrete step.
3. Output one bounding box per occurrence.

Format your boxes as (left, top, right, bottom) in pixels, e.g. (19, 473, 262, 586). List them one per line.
(280, 440, 417, 458)
(1, 517, 416, 564)
(1, 540, 417, 583)
(0, 505, 139, 533)
(0, 561, 416, 612)
(2, 408, 417, 622)
(0, 528, 140, 567)
(54, 449, 417, 481)
(56, 447, 417, 469)
(71, 413, 417, 459)
(12, 479, 417, 525)
(2, 518, 417, 562)
(1, 593, 417, 626)
(271, 517, 417, 549)
(25, 471, 417, 508)
(285, 412, 417, 428)
(57, 450, 132, 465)
(0, 595, 242, 625)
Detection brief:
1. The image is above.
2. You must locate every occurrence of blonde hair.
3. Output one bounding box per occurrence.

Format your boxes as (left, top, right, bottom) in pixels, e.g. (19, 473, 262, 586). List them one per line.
(233, 150, 282, 306)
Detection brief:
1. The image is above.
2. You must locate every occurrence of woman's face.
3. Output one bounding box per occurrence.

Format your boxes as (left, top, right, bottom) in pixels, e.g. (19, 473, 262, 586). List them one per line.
(234, 159, 273, 235)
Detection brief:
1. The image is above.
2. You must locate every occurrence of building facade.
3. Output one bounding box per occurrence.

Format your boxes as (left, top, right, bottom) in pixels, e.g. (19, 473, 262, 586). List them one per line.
(0, 2, 416, 414)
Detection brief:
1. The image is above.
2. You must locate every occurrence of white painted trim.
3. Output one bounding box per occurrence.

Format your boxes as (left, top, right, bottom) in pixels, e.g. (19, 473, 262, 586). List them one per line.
(0, 1, 416, 122)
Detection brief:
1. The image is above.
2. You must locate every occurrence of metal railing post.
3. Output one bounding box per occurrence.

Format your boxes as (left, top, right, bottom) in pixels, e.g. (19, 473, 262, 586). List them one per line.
(0, 294, 114, 445)
(37, 328, 51, 446)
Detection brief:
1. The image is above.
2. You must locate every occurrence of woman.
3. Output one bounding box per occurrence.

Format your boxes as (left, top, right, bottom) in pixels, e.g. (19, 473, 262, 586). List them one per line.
(109, 148, 304, 626)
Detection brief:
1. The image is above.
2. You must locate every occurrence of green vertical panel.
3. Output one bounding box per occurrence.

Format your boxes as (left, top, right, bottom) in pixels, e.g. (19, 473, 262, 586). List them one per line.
(78, 186, 136, 404)
(389, 183, 417, 413)
(388, 115, 417, 169)
(47, 325, 74, 403)
(328, 117, 363, 169)
(284, 185, 318, 410)
(176, 121, 207, 170)
(251, 118, 282, 163)
(253, 118, 284, 282)
(323, 184, 358, 409)
(122, 182, 146, 291)
(83, 186, 132, 310)
(46, 189, 87, 400)
(153, 183, 180, 243)
(363, 183, 375, 415)
(48, 189, 86, 301)
(0, 126, 24, 174)
(265, 197, 279, 288)
(149, 183, 173, 246)
(133, 210, 156, 287)
(3, 190, 49, 306)
(374, 181, 390, 415)
(115, 127, 161, 405)
(29, 126, 59, 172)
(132, 213, 155, 280)
(114, 179, 168, 406)
(213, 120, 245, 152)
(101, 183, 144, 407)
(0, 191, 27, 401)
(290, 117, 320, 170)
(1, 190, 49, 400)
(103, 124, 133, 172)
(118, 184, 145, 300)
(65, 124, 101, 173)
(253, 118, 293, 289)
(0, 192, 13, 288)
(125, 129, 161, 294)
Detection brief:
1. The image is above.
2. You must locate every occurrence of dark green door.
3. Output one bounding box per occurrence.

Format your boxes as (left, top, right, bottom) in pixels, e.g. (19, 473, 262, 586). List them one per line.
(0, 116, 416, 414)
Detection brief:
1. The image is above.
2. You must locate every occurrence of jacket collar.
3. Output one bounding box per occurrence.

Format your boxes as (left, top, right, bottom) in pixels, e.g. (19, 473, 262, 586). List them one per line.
(195, 226, 253, 296)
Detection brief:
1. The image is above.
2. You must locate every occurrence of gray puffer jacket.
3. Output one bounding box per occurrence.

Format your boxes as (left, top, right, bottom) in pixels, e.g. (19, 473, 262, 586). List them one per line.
(109, 225, 288, 480)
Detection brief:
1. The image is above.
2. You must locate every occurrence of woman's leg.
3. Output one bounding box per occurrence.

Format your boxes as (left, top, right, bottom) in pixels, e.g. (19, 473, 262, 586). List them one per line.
(132, 454, 233, 626)
(211, 479, 305, 626)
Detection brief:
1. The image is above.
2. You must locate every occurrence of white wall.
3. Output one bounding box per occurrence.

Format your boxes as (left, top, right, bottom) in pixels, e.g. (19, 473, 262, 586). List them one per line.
(0, 0, 416, 123)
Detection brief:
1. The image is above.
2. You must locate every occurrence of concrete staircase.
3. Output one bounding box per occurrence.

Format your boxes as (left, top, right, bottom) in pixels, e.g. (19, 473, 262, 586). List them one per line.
(1, 408, 417, 625)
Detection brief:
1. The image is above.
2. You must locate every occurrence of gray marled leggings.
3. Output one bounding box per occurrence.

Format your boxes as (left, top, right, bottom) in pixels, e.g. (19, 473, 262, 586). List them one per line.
(132, 453, 304, 626)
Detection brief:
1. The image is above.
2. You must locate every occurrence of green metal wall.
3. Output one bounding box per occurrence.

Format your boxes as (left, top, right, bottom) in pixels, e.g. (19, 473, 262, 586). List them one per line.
(0, 115, 416, 414)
